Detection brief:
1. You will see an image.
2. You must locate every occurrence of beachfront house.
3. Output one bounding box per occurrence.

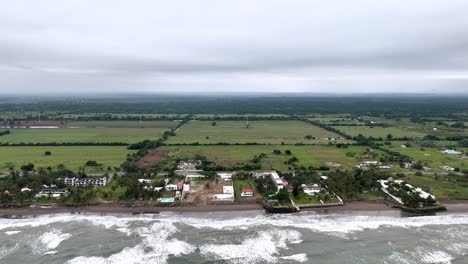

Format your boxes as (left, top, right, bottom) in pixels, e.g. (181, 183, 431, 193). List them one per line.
(302, 184, 321, 196)
(241, 188, 254, 197)
(64, 177, 108, 187)
(253, 171, 287, 192)
(212, 185, 235, 202)
(165, 181, 184, 191)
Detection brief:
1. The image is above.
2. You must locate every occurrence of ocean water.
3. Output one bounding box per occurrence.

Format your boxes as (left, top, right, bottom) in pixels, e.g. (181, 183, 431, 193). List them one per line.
(1, 211, 468, 263)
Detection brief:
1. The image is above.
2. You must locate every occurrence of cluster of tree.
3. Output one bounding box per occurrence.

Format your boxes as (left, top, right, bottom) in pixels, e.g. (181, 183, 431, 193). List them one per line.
(0, 130, 10, 136)
(254, 175, 277, 196)
(0, 166, 77, 205)
(325, 169, 389, 200)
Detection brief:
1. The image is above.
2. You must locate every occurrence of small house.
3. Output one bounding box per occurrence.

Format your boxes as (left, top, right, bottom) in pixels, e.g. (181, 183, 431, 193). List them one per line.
(302, 184, 321, 196)
(241, 188, 254, 197)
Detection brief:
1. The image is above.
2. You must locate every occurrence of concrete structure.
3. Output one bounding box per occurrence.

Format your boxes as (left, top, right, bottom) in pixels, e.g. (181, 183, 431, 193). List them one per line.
(35, 189, 69, 199)
(217, 172, 233, 181)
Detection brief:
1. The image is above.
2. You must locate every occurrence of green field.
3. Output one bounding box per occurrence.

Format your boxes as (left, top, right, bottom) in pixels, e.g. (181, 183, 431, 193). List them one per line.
(167, 120, 345, 144)
(160, 145, 382, 171)
(0, 146, 133, 173)
(233, 179, 254, 199)
(384, 144, 467, 171)
(65, 120, 180, 128)
(0, 127, 167, 144)
(331, 126, 426, 139)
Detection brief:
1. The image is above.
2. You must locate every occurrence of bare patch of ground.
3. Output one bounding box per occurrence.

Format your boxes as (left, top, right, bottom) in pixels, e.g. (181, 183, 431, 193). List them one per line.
(135, 149, 170, 168)
(325, 161, 341, 167)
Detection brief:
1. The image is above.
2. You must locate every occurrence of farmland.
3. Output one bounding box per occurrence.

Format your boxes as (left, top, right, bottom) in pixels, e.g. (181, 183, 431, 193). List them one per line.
(0, 127, 169, 144)
(0, 95, 467, 206)
(383, 143, 467, 171)
(0, 146, 133, 173)
(331, 125, 426, 139)
(65, 120, 180, 128)
(160, 145, 384, 171)
(167, 120, 347, 144)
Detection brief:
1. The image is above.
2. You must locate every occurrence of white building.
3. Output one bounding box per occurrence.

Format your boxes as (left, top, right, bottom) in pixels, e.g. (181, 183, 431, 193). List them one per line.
(302, 184, 321, 196)
(241, 188, 253, 197)
(217, 172, 233, 181)
(442, 150, 462, 155)
(64, 177, 107, 187)
(440, 165, 455, 171)
(223, 185, 234, 195)
(35, 189, 69, 199)
(165, 182, 184, 191)
(213, 185, 235, 201)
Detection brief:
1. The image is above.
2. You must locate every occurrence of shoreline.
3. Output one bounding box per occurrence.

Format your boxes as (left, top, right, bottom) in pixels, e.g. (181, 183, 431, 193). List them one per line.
(1, 200, 468, 217)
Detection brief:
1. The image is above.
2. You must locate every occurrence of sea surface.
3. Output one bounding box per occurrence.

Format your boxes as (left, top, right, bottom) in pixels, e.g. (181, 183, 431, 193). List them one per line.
(1, 210, 468, 263)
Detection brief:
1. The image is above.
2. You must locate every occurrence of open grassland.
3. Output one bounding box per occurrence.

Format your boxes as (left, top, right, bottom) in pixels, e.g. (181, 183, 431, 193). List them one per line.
(0, 146, 133, 173)
(404, 175, 468, 199)
(167, 120, 345, 144)
(160, 145, 383, 171)
(331, 125, 426, 139)
(0, 127, 167, 144)
(65, 120, 180, 128)
(384, 144, 467, 171)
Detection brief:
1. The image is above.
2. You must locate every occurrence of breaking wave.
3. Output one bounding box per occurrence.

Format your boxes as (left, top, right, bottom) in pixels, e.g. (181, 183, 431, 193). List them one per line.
(67, 222, 195, 264)
(200, 229, 302, 263)
(30, 229, 72, 255)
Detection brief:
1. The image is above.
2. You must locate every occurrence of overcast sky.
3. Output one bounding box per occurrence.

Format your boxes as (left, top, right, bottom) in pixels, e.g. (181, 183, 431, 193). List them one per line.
(1, 0, 468, 94)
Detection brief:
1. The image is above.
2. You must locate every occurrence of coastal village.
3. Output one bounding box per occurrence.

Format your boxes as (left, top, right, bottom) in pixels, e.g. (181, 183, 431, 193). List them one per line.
(3, 156, 450, 213)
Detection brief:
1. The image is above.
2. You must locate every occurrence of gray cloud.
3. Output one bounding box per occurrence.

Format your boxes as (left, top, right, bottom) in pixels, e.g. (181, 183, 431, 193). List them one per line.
(1, 0, 468, 94)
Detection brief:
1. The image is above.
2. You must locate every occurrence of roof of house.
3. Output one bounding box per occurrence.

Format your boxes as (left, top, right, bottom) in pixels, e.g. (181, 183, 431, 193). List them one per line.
(242, 188, 253, 193)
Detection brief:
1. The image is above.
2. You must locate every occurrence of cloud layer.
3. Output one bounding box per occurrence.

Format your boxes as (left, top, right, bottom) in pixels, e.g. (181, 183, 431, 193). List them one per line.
(1, 0, 468, 94)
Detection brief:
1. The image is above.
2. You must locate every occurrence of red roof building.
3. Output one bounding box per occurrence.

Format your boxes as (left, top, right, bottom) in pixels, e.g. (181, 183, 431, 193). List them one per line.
(241, 188, 254, 197)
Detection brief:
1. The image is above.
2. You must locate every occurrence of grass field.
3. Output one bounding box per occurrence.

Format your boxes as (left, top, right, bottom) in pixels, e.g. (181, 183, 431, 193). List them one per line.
(0, 127, 167, 144)
(233, 179, 254, 199)
(0, 146, 133, 173)
(167, 120, 345, 144)
(160, 145, 382, 171)
(291, 192, 321, 205)
(384, 144, 467, 171)
(331, 126, 426, 139)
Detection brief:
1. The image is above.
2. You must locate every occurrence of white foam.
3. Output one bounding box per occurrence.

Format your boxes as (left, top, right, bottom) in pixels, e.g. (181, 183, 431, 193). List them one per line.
(281, 253, 308, 262)
(0, 244, 19, 260)
(67, 221, 195, 264)
(44, 251, 58, 255)
(31, 229, 71, 254)
(418, 250, 453, 264)
(171, 213, 468, 236)
(200, 229, 302, 263)
(4, 230, 21, 235)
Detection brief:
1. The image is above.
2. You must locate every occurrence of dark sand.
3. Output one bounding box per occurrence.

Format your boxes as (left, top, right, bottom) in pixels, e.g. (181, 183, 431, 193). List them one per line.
(1, 200, 467, 217)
